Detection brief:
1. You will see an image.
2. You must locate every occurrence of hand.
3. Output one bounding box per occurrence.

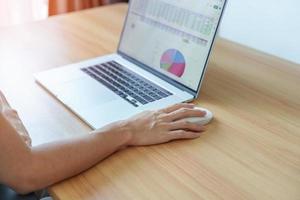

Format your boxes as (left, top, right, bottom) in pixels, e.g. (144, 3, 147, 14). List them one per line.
(125, 103, 207, 146)
(0, 91, 32, 146)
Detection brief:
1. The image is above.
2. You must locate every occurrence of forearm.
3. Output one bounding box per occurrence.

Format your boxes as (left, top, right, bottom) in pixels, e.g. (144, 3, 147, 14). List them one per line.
(27, 122, 131, 192)
(0, 90, 131, 193)
(1, 101, 205, 195)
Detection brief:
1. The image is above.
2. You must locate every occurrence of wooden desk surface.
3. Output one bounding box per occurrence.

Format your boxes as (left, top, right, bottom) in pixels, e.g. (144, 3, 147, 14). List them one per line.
(0, 3, 299, 200)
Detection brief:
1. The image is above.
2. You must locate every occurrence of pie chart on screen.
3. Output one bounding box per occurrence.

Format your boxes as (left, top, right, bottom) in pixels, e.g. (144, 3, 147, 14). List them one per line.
(160, 49, 186, 77)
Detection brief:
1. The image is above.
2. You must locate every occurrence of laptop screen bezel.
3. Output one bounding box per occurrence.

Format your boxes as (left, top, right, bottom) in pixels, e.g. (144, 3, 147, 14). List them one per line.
(117, 0, 228, 97)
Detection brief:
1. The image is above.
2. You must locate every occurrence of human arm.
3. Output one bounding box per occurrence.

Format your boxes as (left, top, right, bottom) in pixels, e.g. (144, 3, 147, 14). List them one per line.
(0, 114, 132, 194)
(0, 92, 206, 194)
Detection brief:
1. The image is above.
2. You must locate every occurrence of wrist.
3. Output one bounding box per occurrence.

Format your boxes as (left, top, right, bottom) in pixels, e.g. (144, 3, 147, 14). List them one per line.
(93, 120, 133, 149)
(116, 120, 133, 148)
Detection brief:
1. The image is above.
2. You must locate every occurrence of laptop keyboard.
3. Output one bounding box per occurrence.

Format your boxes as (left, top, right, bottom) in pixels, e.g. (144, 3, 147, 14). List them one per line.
(81, 61, 173, 107)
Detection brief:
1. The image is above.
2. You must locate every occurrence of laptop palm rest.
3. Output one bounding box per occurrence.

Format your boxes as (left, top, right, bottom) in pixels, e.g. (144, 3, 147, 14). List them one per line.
(56, 77, 117, 110)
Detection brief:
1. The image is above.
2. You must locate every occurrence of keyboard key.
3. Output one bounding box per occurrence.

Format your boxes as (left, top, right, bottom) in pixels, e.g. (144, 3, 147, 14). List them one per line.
(81, 61, 173, 106)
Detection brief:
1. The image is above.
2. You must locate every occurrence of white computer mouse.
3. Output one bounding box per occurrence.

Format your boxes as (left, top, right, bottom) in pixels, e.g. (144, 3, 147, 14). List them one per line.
(182, 107, 213, 126)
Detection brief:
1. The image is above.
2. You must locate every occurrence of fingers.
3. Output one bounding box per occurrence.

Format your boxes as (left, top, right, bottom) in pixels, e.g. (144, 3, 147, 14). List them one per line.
(161, 103, 194, 114)
(168, 120, 205, 132)
(164, 107, 206, 122)
(19, 131, 32, 147)
(3, 108, 19, 118)
(169, 130, 202, 140)
(0, 91, 10, 107)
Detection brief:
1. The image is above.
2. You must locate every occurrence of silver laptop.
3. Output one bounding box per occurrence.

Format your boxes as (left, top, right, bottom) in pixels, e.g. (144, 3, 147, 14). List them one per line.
(35, 0, 227, 129)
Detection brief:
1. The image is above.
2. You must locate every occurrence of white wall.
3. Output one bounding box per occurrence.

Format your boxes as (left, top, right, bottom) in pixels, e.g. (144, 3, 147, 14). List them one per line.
(219, 0, 300, 64)
(0, 0, 48, 27)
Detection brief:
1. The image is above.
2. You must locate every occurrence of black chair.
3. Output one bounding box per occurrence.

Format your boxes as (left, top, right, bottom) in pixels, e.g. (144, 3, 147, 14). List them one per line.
(0, 184, 37, 200)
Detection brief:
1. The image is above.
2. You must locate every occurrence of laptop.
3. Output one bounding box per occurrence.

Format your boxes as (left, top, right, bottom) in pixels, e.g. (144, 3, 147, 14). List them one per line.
(35, 0, 227, 129)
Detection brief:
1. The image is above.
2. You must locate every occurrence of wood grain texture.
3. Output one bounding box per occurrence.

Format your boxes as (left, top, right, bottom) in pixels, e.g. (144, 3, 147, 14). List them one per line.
(0, 3, 299, 200)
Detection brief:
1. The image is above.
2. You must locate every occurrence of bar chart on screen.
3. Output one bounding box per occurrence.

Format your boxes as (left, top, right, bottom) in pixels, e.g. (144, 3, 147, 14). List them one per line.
(130, 0, 219, 46)
(120, 0, 225, 89)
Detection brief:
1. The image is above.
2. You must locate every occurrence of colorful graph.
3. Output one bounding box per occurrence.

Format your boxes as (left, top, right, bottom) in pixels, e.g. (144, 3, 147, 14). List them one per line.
(160, 49, 186, 77)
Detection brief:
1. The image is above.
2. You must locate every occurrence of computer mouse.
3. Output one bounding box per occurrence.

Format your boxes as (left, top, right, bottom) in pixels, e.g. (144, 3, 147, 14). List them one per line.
(182, 107, 213, 126)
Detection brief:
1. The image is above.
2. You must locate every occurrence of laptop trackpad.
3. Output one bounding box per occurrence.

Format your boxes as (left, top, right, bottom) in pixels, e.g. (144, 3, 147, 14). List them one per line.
(56, 77, 117, 110)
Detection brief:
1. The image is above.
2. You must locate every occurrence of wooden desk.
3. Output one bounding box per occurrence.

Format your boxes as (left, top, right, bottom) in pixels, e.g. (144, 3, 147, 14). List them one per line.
(0, 3, 299, 200)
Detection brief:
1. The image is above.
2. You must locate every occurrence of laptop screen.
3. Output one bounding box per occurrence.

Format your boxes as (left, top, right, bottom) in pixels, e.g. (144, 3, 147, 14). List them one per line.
(118, 0, 226, 91)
